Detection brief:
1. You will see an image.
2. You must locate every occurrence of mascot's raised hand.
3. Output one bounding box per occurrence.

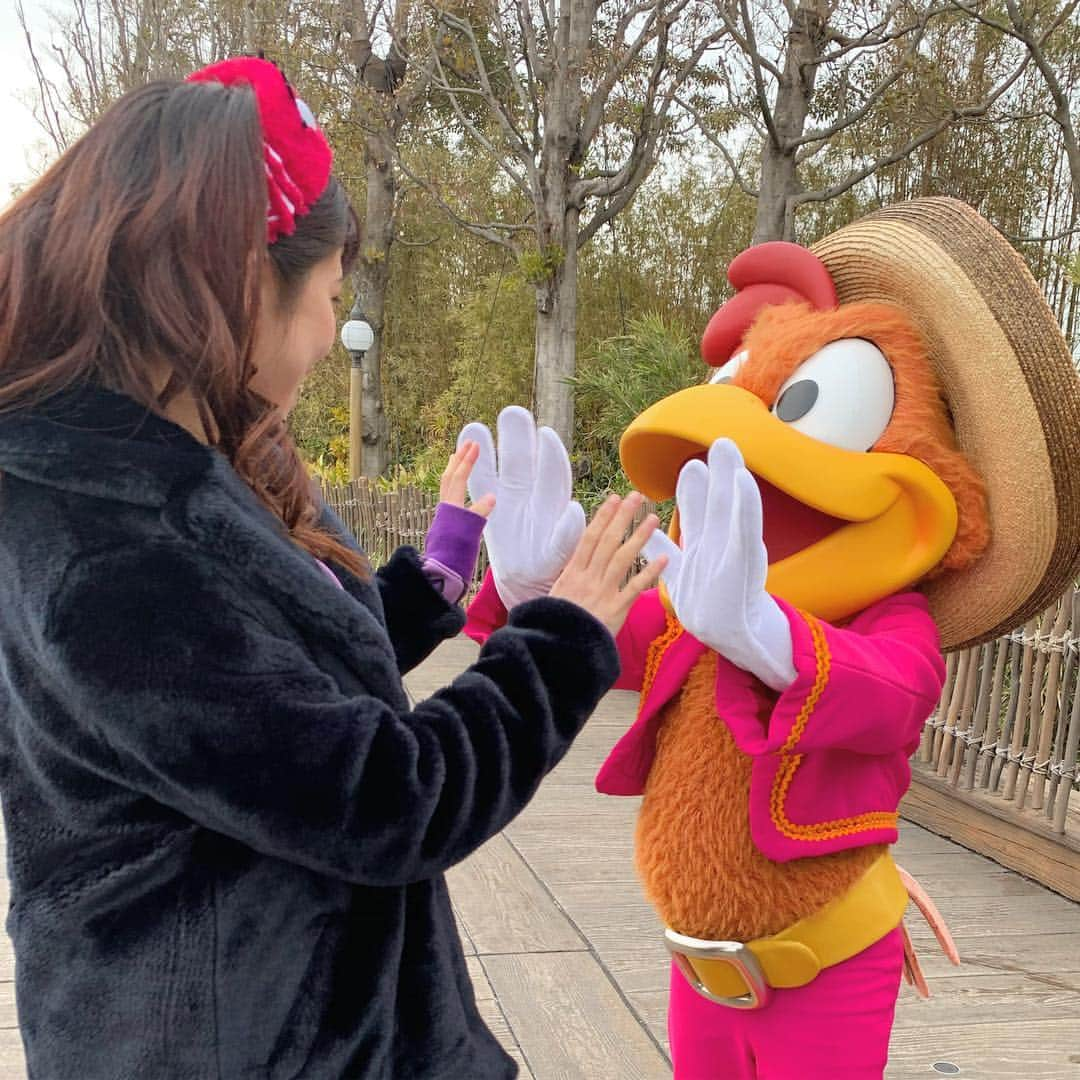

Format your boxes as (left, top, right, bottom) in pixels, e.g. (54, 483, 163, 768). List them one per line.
(643, 437, 796, 692)
(457, 406, 586, 609)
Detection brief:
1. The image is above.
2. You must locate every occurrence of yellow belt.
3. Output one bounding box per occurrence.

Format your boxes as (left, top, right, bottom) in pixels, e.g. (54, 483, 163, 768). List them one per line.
(665, 853, 908, 1009)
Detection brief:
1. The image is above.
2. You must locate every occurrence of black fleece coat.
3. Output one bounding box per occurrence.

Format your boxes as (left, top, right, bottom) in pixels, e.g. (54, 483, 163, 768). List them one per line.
(0, 387, 619, 1080)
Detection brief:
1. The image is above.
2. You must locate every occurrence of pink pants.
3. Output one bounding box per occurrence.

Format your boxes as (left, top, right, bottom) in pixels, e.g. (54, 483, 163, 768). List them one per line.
(668, 927, 904, 1079)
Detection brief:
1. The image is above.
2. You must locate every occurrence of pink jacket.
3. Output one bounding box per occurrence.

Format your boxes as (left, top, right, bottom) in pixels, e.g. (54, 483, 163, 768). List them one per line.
(464, 575, 946, 862)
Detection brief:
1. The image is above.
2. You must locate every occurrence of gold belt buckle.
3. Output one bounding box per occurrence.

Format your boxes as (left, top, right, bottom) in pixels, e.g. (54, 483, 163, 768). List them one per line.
(665, 928, 773, 1010)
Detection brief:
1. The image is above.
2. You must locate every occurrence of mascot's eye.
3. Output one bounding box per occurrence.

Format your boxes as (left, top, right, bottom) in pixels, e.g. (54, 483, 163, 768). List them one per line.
(772, 338, 894, 452)
(708, 349, 747, 385)
(296, 97, 317, 128)
(775, 379, 818, 421)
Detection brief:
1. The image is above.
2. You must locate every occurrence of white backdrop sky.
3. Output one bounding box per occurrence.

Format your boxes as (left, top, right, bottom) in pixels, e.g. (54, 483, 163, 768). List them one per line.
(1, 0, 54, 208)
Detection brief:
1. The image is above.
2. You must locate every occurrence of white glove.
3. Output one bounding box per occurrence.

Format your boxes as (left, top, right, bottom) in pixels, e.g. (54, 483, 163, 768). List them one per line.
(457, 406, 586, 609)
(642, 438, 797, 692)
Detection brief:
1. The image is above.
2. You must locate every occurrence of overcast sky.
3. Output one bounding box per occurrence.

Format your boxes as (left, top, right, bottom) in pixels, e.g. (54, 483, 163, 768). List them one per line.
(0, 1, 55, 209)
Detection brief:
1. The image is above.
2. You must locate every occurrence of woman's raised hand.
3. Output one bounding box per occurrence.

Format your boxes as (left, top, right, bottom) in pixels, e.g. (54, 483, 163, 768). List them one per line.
(440, 440, 496, 518)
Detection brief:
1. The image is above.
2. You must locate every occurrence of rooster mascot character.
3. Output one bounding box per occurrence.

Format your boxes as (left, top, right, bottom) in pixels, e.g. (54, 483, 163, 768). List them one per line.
(460, 197, 1080, 1078)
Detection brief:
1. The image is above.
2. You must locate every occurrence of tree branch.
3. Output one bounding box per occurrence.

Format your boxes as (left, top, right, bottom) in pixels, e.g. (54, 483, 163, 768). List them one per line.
(1004, 225, 1080, 244)
(18, 2, 70, 154)
(430, 8, 534, 166)
(947, 0, 1012, 37)
(737, 0, 781, 149)
(425, 19, 535, 196)
(393, 151, 531, 252)
(790, 49, 1033, 211)
(579, 1, 664, 150)
(576, 23, 728, 232)
(491, 0, 540, 151)
(539, 0, 554, 41)
(574, 14, 676, 203)
(394, 232, 442, 247)
(818, 1, 952, 63)
(674, 94, 759, 196)
(792, 23, 930, 154)
(388, 36, 438, 133)
(718, 0, 784, 80)
(949, 0, 1080, 201)
(1001, 0, 1080, 201)
(515, 0, 549, 89)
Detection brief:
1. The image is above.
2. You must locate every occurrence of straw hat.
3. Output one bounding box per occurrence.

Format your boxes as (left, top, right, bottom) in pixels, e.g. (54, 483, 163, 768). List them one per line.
(812, 197, 1080, 651)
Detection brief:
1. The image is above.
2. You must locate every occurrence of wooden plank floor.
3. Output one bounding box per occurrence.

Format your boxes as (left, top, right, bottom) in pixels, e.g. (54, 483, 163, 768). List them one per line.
(423, 637, 1080, 1080)
(1, 635, 1078, 1078)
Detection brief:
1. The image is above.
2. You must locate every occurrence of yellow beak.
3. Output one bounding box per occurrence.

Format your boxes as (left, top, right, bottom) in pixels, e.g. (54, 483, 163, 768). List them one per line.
(620, 385, 958, 622)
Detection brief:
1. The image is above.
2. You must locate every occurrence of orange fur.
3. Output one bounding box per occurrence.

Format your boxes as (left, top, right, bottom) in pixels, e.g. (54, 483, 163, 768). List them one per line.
(735, 302, 990, 575)
(635, 652, 882, 941)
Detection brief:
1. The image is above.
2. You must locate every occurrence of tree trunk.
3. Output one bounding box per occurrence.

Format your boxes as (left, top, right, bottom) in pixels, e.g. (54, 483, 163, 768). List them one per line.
(753, 3, 829, 244)
(355, 129, 394, 477)
(242, 0, 258, 52)
(532, 206, 580, 447)
(755, 142, 799, 244)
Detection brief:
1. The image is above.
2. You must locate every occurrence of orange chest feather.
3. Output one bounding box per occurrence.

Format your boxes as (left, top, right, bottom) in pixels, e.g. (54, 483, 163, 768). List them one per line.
(634, 651, 882, 941)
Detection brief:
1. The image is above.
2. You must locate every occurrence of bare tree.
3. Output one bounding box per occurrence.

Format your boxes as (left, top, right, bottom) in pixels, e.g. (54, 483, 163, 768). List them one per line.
(340, 0, 434, 477)
(16, 0, 274, 153)
(19, 0, 168, 152)
(397, 0, 725, 446)
(944, 1, 1078, 347)
(689, 1, 1033, 243)
(951, 0, 1079, 204)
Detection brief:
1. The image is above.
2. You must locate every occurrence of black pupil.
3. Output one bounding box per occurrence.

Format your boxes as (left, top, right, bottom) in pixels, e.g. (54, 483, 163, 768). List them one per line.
(775, 379, 819, 422)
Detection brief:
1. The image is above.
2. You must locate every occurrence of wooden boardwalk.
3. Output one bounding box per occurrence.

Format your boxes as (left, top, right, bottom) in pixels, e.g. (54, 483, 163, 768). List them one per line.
(1, 635, 1078, 1077)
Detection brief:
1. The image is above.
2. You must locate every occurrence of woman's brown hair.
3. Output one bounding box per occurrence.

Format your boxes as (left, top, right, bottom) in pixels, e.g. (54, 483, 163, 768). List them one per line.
(0, 76, 367, 577)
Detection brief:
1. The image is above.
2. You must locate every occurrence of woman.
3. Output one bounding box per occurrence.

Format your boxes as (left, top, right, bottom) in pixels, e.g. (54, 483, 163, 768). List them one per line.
(0, 57, 662, 1078)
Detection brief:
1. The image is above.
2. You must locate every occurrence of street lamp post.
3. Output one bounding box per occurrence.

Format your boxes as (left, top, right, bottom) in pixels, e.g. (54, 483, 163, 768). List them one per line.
(340, 302, 374, 481)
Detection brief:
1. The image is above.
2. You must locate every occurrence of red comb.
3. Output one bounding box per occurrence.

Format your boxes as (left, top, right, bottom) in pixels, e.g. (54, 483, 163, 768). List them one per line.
(701, 241, 838, 366)
(187, 57, 333, 244)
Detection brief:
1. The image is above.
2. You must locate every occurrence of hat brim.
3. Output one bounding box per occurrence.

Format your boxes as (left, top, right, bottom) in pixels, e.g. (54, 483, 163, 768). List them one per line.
(812, 198, 1080, 651)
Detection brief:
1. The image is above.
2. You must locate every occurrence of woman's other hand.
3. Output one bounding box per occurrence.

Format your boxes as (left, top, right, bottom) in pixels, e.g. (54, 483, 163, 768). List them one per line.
(550, 493, 666, 637)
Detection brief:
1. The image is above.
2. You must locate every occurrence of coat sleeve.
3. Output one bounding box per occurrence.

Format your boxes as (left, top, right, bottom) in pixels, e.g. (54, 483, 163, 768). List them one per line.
(717, 592, 946, 757)
(374, 547, 466, 674)
(465, 570, 661, 693)
(45, 545, 619, 888)
(319, 504, 464, 674)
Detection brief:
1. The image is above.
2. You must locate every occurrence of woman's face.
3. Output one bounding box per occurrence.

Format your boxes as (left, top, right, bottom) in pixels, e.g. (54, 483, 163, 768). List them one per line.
(250, 248, 344, 415)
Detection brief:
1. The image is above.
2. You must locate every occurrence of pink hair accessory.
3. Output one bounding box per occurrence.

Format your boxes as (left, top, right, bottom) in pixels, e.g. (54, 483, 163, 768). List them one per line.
(186, 57, 333, 244)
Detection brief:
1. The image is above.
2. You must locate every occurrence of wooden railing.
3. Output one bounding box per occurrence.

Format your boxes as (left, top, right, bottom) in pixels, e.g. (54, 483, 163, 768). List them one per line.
(906, 588, 1080, 899)
(919, 592, 1079, 835)
(321, 477, 489, 590)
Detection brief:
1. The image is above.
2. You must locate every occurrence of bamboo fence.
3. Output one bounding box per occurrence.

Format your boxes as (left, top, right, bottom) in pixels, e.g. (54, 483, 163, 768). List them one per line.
(920, 586, 1080, 840)
(321, 480, 1079, 845)
(320, 477, 495, 591)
